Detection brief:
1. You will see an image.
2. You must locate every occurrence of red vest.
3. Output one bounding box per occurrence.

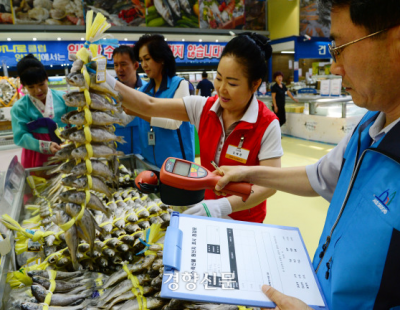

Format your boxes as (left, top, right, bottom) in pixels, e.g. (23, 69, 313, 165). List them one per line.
(198, 95, 278, 222)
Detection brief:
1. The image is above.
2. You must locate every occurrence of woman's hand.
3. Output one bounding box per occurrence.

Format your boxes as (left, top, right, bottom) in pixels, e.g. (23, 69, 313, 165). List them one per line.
(50, 142, 62, 154)
(274, 106, 278, 113)
(261, 285, 312, 310)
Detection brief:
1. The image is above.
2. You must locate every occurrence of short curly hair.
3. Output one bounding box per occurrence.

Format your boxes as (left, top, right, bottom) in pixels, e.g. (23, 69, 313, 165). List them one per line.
(273, 71, 284, 80)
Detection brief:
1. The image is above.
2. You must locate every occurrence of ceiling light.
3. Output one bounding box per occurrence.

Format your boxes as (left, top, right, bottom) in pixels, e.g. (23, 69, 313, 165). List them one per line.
(81, 38, 85, 41)
(281, 51, 295, 54)
(7, 66, 9, 68)
(124, 38, 128, 41)
(164, 38, 167, 41)
(50, 65, 53, 67)
(182, 39, 185, 41)
(57, 37, 61, 41)
(7, 38, 11, 41)
(33, 38, 37, 41)
(61, 64, 64, 66)
(199, 39, 202, 42)
(215, 39, 219, 42)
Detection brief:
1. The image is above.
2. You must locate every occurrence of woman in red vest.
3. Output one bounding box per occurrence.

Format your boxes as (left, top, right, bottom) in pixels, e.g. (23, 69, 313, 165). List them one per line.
(74, 33, 283, 223)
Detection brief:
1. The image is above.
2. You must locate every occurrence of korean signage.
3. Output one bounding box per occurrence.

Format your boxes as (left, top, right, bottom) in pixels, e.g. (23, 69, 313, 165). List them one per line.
(295, 40, 331, 60)
(0, 41, 227, 68)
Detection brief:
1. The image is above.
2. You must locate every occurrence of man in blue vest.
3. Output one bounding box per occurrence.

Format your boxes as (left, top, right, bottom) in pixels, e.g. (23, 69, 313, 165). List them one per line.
(113, 46, 145, 155)
(215, 0, 400, 309)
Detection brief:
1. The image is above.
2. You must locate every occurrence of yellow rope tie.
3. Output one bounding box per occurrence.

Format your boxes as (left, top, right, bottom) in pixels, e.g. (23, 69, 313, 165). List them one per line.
(85, 144, 94, 160)
(99, 221, 111, 228)
(44, 270, 57, 307)
(122, 263, 145, 310)
(84, 126, 92, 143)
(83, 106, 92, 126)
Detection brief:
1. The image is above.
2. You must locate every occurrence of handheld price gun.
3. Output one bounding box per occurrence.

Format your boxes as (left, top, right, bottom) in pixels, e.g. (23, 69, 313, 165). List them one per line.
(135, 157, 252, 206)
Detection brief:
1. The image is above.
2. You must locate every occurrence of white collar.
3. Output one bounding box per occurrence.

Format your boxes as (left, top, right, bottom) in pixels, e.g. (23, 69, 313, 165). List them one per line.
(29, 89, 54, 119)
(210, 95, 259, 124)
(369, 112, 400, 141)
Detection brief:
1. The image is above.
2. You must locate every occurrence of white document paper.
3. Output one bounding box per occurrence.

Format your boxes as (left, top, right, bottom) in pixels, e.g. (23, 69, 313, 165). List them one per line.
(162, 215, 326, 308)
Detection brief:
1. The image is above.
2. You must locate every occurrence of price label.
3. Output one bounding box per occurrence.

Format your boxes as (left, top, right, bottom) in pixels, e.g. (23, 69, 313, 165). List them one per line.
(4, 188, 13, 205)
(10, 172, 20, 188)
(94, 56, 107, 83)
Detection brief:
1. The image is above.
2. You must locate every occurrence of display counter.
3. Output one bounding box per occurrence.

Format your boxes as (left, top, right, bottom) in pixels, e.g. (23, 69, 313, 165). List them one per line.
(258, 95, 368, 144)
(0, 154, 159, 308)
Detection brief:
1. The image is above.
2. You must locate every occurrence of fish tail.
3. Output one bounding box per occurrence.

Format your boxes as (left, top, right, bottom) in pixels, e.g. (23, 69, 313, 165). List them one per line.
(116, 136, 127, 144)
(46, 165, 60, 175)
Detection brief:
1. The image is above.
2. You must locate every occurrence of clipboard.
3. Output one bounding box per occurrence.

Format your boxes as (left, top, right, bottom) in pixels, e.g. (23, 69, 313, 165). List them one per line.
(161, 212, 329, 309)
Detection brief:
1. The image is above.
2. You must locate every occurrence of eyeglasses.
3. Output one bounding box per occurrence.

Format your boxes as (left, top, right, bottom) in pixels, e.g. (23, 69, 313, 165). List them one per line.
(328, 29, 387, 62)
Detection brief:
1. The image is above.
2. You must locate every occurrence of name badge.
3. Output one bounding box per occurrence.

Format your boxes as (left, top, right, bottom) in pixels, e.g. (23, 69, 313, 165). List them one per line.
(148, 131, 156, 146)
(225, 145, 250, 164)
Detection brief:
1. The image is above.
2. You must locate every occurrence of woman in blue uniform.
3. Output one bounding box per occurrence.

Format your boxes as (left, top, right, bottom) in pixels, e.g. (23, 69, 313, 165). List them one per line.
(125, 34, 195, 168)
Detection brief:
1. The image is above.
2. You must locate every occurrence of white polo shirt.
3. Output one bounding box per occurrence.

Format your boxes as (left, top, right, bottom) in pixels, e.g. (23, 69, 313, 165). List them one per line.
(183, 95, 283, 165)
(306, 112, 400, 202)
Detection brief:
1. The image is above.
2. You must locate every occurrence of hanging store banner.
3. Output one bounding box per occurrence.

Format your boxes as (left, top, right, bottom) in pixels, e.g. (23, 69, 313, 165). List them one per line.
(0, 41, 227, 67)
(299, 0, 330, 38)
(295, 39, 330, 60)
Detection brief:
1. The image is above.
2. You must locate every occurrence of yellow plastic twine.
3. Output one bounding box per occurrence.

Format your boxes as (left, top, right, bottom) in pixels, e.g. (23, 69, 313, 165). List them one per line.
(43, 270, 57, 307)
(122, 262, 147, 310)
(0, 215, 55, 254)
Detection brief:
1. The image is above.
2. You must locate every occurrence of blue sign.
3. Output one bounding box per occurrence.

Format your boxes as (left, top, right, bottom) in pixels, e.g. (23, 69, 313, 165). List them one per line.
(0, 41, 227, 68)
(295, 40, 331, 60)
(298, 88, 317, 94)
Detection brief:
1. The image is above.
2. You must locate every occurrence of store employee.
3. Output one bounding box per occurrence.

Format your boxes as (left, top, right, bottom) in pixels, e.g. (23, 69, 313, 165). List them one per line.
(73, 33, 283, 223)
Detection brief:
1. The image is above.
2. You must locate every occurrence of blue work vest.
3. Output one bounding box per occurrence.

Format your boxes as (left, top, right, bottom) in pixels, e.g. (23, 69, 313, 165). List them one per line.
(313, 111, 400, 309)
(137, 75, 195, 168)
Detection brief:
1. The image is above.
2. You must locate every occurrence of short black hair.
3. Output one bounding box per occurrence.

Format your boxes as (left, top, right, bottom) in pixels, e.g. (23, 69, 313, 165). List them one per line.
(202, 71, 208, 78)
(273, 71, 284, 79)
(17, 54, 48, 86)
(112, 45, 137, 63)
(133, 34, 176, 77)
(318, 0, 400, 34)
(221, 33, 272, 88)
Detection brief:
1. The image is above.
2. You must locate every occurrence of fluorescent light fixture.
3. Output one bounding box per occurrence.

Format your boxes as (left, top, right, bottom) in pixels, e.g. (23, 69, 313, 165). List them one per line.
(81, 38, 85, 41)
(281, 51, 295, 54)
(33, 38, 37, 41)
(199, 39, 202, 42)
(7, 38, 11, 41)
(57, 37, 61, 41)
(215, 39, 219, 42)
(124, 38, 128, 41)
(182, 39, 185, 41)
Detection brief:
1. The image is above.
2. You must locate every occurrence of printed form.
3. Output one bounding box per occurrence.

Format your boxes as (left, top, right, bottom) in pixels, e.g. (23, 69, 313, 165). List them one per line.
(165, 216, 326, 308)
